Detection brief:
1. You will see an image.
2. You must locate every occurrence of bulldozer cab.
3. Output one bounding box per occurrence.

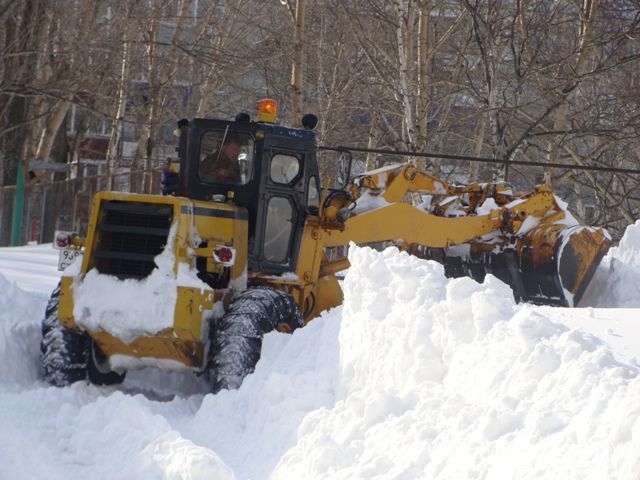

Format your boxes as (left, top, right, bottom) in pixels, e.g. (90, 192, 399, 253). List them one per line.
(175, 117, 327, 275)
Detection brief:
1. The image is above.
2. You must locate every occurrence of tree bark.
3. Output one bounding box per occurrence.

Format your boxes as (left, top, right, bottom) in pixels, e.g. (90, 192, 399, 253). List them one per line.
(291, 0, 306, 126)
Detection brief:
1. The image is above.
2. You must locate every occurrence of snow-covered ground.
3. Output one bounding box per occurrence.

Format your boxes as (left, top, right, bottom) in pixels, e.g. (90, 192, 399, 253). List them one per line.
(2, 222, 640, 479)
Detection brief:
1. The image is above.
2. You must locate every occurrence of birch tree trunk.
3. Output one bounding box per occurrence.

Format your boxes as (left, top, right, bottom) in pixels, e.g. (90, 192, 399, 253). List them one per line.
(415, 1, 431, 171)
(291, 0, 306, 126)
(106, 29, 130, 191)
(393, 0, 416, 150)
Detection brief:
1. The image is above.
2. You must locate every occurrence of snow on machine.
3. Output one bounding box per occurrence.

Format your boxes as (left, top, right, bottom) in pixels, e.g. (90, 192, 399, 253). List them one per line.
(41, 99, 611, 392)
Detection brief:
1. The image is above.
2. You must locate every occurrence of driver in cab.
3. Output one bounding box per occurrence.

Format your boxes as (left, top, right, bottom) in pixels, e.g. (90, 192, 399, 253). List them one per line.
(200, 133, 245, 183)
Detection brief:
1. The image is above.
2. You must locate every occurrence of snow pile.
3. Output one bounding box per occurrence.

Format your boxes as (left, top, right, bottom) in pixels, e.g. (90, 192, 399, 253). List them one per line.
(580, 220, 640, 308)
(1, 221, 640, 478)
(268, 247, 640, 479)
(0, 273, 45, 387)
(0, 386, 234, 479)
(611, 220, 640, 267)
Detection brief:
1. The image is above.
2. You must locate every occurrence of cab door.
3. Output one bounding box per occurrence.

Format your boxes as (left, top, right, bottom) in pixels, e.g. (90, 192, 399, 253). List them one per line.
(252, 149, 309, 273)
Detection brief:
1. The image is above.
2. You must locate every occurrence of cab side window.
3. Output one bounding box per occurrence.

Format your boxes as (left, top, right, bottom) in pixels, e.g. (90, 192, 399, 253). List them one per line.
(307, 176, 320, 211)
(270, 154, 300, 185)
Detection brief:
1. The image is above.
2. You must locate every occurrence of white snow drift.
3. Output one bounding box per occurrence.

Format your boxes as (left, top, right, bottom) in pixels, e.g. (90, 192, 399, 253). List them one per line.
(1, 221, 640, 479)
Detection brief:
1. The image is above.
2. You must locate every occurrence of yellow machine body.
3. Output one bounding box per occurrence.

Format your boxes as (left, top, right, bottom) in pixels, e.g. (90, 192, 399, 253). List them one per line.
(48, 117, 611, 381)
(269, 164, 611, 319)
(57, 191, 248, 370)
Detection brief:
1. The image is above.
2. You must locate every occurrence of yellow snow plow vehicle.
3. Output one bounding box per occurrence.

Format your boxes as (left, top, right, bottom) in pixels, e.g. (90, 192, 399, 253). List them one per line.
(41, 99, 611, 391)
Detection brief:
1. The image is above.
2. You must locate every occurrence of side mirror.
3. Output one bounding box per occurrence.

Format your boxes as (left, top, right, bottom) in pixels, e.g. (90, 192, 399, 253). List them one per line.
(336, 151, 352, 189)
(317, 147, 352, 190)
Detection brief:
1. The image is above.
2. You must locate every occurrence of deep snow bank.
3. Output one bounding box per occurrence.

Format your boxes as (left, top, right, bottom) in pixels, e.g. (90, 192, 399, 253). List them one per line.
(0, 273, 46, 387)
(1, 222, 640, 479)
(580, 220, 640, 308)
(268, 246, 640, 479)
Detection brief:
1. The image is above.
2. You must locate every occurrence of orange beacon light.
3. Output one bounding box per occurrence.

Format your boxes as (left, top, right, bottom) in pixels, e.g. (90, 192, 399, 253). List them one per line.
(257, 98, 278, 123)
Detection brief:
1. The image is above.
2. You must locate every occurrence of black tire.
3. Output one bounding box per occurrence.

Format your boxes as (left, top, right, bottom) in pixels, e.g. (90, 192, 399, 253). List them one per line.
(41, 284, 90, 386)
(41, 283, 62, 337)
(41, 322, 90, 387)
(207, 286, 303, 393)
(40, 284, 126, 387)
(87, 340, 126, 386)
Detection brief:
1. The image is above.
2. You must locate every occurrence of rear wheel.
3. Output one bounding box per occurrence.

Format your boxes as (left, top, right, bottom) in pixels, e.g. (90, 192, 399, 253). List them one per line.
(207, 286, 303, 393)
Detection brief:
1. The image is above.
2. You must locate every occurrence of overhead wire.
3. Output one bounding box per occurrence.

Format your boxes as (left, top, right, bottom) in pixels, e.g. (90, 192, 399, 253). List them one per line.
(319, 145, 640, 176)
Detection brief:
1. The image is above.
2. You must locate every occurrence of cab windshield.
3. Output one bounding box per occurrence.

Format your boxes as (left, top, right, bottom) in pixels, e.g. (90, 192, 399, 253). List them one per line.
(199, 129, 254, 185)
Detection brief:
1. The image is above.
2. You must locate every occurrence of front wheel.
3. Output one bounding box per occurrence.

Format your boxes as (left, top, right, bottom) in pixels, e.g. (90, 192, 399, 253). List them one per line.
(87, 340, 126, 386)
(41, 322, 90, 386)
(41, 284, 89, 386)
(206, 286, 303, 393)
(41, 284, 126, 387)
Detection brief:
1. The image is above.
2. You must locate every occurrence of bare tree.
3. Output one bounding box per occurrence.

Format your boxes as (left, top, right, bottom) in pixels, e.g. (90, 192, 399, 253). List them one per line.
(280, 0, 306, 125)
(3, 0, 640, 243)
(0, 1, 46, 185)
